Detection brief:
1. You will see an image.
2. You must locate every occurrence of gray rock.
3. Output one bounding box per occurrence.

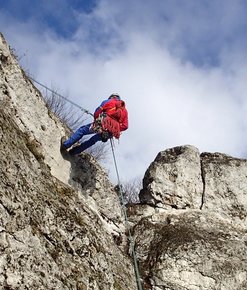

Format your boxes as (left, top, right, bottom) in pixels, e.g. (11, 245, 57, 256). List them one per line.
(139, 145, 203, 210)
(131, 210, 247, 290)
(201, 152, 247, 225)
(131, 145, 247, 289)
(0, 32, 136, 290)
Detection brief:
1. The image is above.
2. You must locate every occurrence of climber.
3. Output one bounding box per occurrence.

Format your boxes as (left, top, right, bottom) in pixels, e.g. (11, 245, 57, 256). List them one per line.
(60, 93, 128, 155)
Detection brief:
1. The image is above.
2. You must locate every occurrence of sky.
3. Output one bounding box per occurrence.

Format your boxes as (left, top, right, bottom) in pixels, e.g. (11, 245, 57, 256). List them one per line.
(1, 0, 247, 183)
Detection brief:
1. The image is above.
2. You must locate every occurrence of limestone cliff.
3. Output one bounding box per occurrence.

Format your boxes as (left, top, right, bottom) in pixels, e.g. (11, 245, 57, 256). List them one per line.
(1, 32, 247, 290)
(129, 145, 247, 289)
(0, 33, 136, 289)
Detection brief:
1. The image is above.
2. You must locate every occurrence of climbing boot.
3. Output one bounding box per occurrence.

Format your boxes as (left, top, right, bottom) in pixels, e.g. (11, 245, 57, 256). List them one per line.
(68, 146, 80, 156)
(60, 136, 67, 151)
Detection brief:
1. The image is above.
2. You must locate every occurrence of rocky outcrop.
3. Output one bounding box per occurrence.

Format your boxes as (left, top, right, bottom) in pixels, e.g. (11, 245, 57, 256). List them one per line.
(201, 152, 247, 225)
(139, 145, 247, 226)
(139, 146, 203, 210)
(132, 210, 247, 290)
(0, 33, 136, 289)
(129, 145, 247, 289)
(0, 32, 124, 235)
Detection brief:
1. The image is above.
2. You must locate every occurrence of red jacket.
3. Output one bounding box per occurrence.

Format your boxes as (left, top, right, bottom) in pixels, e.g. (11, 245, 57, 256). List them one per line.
(94, 99, 128, 131)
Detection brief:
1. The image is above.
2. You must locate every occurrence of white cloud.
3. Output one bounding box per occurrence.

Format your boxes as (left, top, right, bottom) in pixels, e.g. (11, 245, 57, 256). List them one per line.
(1, 0, 247, 182)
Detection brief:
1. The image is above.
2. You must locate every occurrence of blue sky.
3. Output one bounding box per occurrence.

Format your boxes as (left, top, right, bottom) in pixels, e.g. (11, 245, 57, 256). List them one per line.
(0, 0, 97, 36)
(1, 0, 247, 182)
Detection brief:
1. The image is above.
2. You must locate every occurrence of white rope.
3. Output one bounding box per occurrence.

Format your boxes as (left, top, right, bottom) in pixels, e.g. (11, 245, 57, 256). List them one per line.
(28, 76, 93, 116)
(110, 139, 143, 290)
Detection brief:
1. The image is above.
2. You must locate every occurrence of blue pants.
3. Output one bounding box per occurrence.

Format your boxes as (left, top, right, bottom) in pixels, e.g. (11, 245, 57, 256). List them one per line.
(63, 123, 102, 155)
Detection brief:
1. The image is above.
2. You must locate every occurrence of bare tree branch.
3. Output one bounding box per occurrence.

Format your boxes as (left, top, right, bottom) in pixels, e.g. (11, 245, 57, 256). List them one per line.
(121, 177, 142, 204)
(43, 86, 86, 131)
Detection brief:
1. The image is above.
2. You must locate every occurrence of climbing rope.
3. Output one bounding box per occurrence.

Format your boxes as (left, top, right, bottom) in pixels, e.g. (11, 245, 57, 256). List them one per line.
(110, 139, 143, 290)
(28, 76, 93, 116)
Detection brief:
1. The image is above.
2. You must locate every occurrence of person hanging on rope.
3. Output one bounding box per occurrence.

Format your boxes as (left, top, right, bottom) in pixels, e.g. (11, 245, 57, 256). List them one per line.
(60, 93, 128, 155)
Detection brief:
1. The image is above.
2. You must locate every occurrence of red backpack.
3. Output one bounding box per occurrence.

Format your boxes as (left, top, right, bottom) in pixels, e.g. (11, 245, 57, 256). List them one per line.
(93, 99, 126, 139)
(101, 115, 121, 139)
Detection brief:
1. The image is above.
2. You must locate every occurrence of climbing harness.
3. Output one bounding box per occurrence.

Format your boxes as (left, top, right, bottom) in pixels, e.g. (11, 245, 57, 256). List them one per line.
(92, 113, 121, 140)
(101, 115, 121, 139)
(110, 139, 143, 290)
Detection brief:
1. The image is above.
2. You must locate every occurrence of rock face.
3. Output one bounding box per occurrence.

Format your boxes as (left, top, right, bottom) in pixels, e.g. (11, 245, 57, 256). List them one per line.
(139, 146, 203, 210)
(132, 146, 247, 289)
(0, 33, 136, 290)
(1, 32, 247, 290)
(201, 152, 247, 225)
